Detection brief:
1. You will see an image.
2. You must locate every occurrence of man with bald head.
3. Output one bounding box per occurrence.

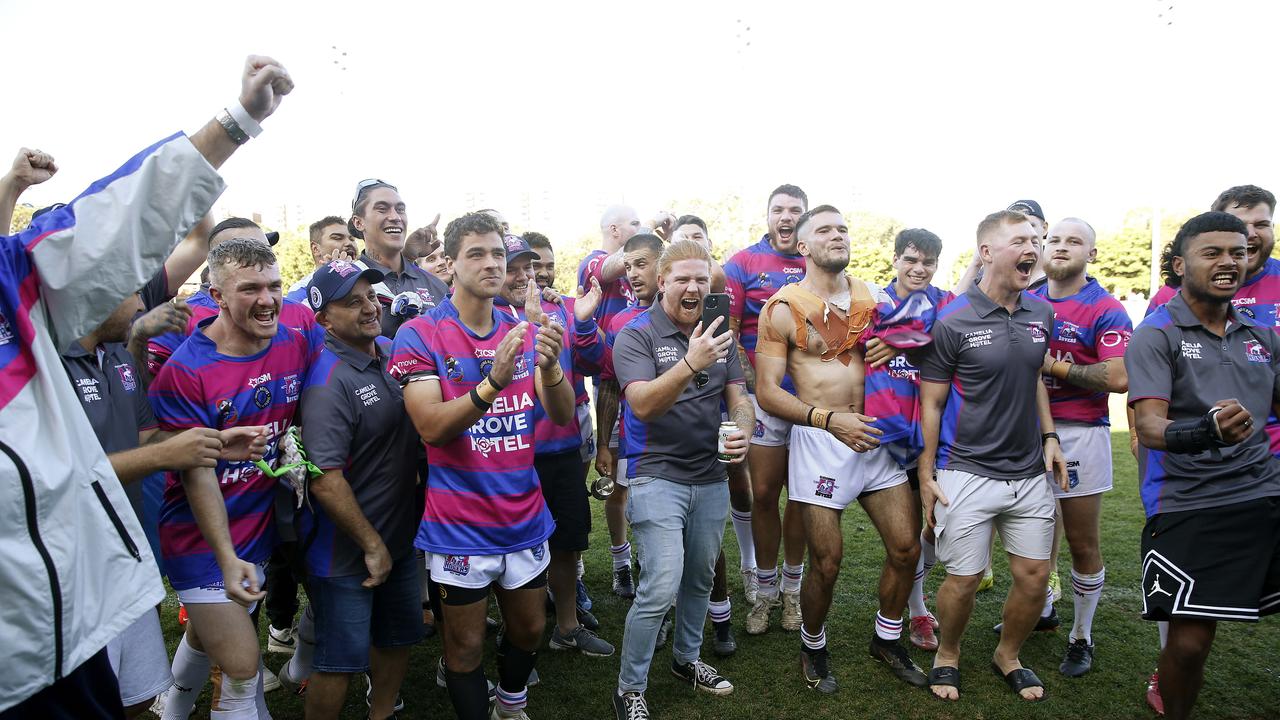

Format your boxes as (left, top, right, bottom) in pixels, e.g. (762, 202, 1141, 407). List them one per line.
(1029, 218, 1132, 677)
(578, 205, 643, 329)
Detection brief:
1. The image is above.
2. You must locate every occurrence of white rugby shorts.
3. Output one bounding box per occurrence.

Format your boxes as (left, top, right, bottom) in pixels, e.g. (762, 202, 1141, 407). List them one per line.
(427, 541, 551, 590)
(1054, 423, 1113, 498)
(787, 425, 908, 510)
(750, 393, 793, 447)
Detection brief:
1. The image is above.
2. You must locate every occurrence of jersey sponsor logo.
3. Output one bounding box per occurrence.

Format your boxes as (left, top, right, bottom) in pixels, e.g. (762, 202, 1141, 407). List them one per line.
(444, 355, 464, 380)
(785, 273, 802, 285)
(963, 328, 993, 349)
(356, 382, 381, 407)
(1057, 321, 1081, 344)
(442, 555, 471, 576)
(114, 363, 138, 392)
(217, 398, 239, 425)
(1244, 339, 1271, 363)
(253, 385, 272, 409)
(782, 267, 804, 275)
(0, 311, 13, 346)
(75, 377, 102, 403)
(1180, 340, 1203, 360)
(282, 374, 301, 403)
(654, 345, 682, 364)
(1099, 330, 1130, 348)
(247, 372, 273, 389)
(1027, 322, 1047, 343)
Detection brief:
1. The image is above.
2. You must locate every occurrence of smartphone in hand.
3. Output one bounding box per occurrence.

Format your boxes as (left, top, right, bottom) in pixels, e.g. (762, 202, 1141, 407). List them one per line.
(701, 293, 731, 337)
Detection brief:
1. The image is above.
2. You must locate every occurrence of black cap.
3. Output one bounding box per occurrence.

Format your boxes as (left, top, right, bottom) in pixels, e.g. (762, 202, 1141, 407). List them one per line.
(1007, 199, 1045, 222)
(306, 260, 385, 312)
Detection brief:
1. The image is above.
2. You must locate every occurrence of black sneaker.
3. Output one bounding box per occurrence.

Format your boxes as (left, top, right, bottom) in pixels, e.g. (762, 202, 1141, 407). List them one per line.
(613, 690, 650, 720)
(671, 659, 734, 695)
(799, 647, 838, 694)
(993, 607, 1060, 635)
(868, 637, 928, 688)
(1060, 638, 1094, 677)
(577, 605, 601, 632)
(613, 566, 636, 599)
(712, 620, 737, 657)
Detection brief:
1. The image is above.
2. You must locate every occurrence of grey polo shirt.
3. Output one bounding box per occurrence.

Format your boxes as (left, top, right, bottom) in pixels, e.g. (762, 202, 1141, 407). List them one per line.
(613, 300, 745, 485)
(298, 334, 420, 577)
(360, 251, 450, 339)
(920, 285, 1055, 480)
(60, 342, 155, 519)
(1127, 293, 1280, 518)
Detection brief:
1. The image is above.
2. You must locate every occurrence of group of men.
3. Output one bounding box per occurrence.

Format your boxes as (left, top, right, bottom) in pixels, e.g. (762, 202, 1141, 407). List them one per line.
(1, 53, 1277, 720)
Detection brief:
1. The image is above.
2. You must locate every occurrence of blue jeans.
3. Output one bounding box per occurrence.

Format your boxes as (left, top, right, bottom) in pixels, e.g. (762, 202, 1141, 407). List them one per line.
(617, 477, 728, 693)
(308, 553, 424, 673)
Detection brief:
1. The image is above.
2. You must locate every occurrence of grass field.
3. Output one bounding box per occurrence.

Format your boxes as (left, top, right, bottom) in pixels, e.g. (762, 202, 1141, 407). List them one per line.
(157, 428, 1280, 719)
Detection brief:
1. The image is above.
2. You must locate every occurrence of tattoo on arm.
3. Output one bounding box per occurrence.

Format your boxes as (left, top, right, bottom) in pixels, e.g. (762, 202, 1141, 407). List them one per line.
(1064, 360, 1111, 392)
(738, 341, 755, 392)
(731, 399, 754, 437)
(597, 379, 620, 445)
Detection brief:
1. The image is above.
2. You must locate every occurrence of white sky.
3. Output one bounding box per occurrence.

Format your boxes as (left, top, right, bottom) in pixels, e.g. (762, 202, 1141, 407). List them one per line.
(4, 0, 1277, 272)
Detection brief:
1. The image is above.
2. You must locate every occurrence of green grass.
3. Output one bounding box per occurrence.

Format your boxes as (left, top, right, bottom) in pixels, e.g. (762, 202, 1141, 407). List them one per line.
(159, 430, 1280, 719)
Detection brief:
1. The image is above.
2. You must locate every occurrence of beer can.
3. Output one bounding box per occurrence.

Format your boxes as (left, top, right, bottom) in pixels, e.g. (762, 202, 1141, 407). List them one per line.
(717, 422, 737, 463)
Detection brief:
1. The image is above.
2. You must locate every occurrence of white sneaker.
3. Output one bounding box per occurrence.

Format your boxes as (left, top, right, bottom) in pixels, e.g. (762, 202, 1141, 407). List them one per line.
(741, 568, 758, 605)
(780, 591, 803, 632)
(267, 624, 296, 655)
(263, 665, 282, 692)
(491, 704, 531, 719)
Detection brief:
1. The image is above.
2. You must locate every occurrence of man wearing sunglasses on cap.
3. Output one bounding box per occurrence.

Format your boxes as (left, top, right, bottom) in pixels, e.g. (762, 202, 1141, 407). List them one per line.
(350, 179, 449, 339)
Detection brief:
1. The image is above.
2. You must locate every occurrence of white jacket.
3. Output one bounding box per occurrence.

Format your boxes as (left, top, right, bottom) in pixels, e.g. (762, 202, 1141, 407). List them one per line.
(0, 132, 224, 710)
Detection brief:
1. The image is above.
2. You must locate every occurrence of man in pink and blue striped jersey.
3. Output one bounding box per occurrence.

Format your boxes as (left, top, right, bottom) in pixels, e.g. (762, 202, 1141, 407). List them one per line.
(391, 212, 575, 720)
(149, 238, 313, 718)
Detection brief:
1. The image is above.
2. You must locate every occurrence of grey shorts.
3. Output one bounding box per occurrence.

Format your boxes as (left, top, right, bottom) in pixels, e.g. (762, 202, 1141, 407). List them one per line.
(933, 469, 1056, 576)
(105, 607, 173, 706)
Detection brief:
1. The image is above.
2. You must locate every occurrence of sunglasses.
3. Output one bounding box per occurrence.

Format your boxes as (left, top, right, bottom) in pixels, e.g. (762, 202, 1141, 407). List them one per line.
(694, 370, 710, 389)
(351, 178, 398, 212)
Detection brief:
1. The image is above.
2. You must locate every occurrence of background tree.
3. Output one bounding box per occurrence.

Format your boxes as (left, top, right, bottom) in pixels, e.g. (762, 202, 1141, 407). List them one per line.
(272, 224, 314, 289)
(9, 203, 33, 234)
(844, 211, 904, 286)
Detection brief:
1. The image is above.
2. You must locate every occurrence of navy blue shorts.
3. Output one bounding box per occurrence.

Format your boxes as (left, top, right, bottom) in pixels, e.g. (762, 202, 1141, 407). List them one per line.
(308, 552, 425, 673)
(0, 648, 122, 719)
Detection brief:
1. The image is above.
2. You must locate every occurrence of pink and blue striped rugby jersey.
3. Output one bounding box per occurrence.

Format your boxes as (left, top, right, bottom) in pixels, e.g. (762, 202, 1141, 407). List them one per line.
(1031, 278, 1132, 426)
(577, 249, 635, 337)
(388, 298, 553, 555)
(724, 235, 805, 392)
(148, 319, 313, 590)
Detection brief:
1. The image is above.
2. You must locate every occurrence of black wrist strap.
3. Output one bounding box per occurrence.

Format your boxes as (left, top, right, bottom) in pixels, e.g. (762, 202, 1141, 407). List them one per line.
(1041, 432, 1060, 443)
(485, 374, 507, 392)
(469, 387, 493, 411)
(1164, 413, 1229, 454)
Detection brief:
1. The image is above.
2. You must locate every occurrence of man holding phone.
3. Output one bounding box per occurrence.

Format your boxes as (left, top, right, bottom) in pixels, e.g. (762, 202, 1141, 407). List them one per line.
(610, 240, 754, 720)
(754, 206, 925, 693)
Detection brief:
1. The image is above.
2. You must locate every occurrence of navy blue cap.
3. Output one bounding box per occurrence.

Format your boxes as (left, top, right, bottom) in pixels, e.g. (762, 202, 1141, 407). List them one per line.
(306, 260, 385, 312)
(502, 233, 540, 262)
(1007, 199, 1045, 222)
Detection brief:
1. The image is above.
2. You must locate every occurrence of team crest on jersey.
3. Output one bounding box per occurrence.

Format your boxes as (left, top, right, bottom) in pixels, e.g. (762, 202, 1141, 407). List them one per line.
(444, 355, 464, 380)
(114, 363, 138, 392)
(217, 398, 239, 425)
(785, 273, 802, 285)
(1027, 322, 1047, 343)
(1057, 321, 1081, 344)
(253, 385, 272, 409)
(416, 288, 436, 308)
(282, 374, 301, 402)
(757, 272, 772, 288)
(1244, 339, 1271, 363)
(513, 354, 529, 380)
(480, 358, 495, 377)
(0, 310, 13, 346)
(443, 555, 471, 576)
(815, 476, 836, 499)
(531, 544, 545, 562)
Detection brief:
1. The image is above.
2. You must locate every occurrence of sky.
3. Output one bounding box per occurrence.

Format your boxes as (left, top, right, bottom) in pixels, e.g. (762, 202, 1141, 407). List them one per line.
(4, 0, 1278, 275)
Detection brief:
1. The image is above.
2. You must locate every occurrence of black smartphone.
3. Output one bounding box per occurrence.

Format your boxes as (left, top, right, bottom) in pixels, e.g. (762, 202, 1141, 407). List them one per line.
(701, 293, 731, 337)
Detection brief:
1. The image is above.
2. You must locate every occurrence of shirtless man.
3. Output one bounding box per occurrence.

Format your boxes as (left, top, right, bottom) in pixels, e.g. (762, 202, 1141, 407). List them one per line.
(755, 205, 927, 692)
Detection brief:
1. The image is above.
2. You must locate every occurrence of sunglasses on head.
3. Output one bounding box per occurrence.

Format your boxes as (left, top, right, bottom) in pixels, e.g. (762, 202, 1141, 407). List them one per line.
(351, 178, 398, 212)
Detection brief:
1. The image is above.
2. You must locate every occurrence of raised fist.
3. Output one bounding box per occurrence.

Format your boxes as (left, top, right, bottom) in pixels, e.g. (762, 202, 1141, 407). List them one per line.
(238, 55, 295, 123)
(6, 148, 57, 189)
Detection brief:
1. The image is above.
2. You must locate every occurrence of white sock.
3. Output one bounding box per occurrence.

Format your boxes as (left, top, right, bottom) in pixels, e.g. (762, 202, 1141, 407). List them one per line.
(874, 611, 903, 642)
(756, 566, 779, 600)
(781, 563, 804, 594)
(1041, 585, 1054, 618)
(920, 532, 937, 567)
(1069, 567, 1105, 644)
(610, 542, 632, 570)
(577, 555, 585, 579)
(1158, 620, 1169, 649)
(801, 623, 826, 651)
(908, 551, 930, 619)
(210, 671, 258, 719)
(163, 634, 209, 720)
(708, 598, 731, 624)
(284, 604, 315, 681)
(730, 509, 756, 572)
(255, 662, 272, 720)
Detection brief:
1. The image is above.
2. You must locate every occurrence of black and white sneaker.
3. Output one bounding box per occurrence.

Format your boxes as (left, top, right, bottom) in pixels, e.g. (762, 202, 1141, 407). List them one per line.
(364, 672, 405, 713)
(712, 620, 737, 657)
(799, 647, 838, 694)
(613, 690, 650, 720)
(613, 566, 636, 599)
(671, 659, 734, 695)
(1060, 638, 1094, 677)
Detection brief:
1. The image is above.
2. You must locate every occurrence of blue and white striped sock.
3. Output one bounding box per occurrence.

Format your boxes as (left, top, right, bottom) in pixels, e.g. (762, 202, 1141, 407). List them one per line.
(875, 611, 903, 642)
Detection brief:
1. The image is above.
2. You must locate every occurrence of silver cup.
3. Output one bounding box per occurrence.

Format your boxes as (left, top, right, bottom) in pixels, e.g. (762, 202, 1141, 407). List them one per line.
(590, 474, 615, 500)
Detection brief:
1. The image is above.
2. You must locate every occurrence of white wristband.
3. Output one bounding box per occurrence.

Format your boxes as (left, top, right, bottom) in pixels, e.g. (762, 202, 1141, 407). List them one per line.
(227, 101, 263, 138)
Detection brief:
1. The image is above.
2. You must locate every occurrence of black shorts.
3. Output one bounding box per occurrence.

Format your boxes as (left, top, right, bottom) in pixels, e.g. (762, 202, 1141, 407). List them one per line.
(0, 648, 121, 719)
(1140, 496, 1280, 622)
(907, 466, 920, 492)
(536, 450, 591, 552)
